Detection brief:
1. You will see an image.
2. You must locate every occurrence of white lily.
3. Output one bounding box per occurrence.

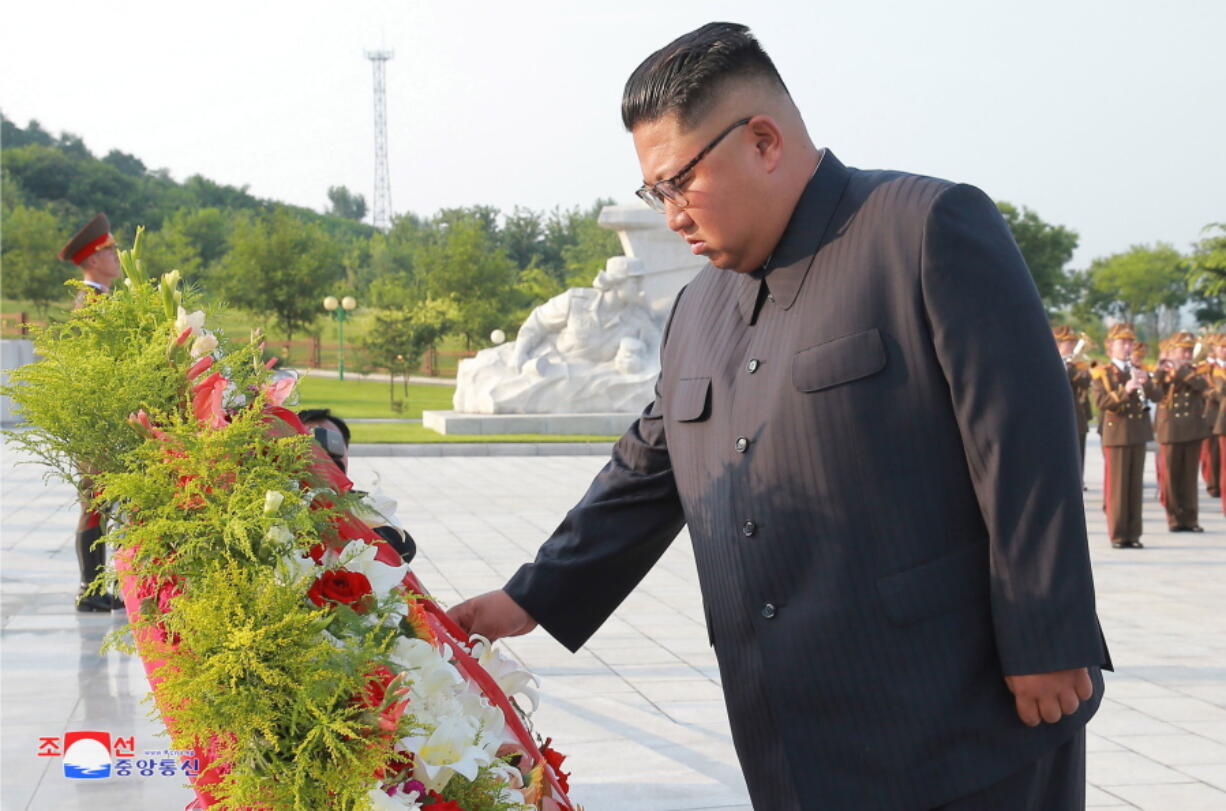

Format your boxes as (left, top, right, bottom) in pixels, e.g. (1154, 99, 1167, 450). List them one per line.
(455, 690, 508, 752)
(338, 539, 409, 598)
(366, 786, 422, 810)
(175, 305, 206, 335)
(470, 635, 541, 712)
(389, 637, 443, 671)
(411, 716, 495, 791)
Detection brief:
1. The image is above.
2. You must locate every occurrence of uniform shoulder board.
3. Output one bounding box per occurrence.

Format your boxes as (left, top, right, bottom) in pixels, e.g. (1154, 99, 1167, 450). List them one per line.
(1091, 366, 1111, 383)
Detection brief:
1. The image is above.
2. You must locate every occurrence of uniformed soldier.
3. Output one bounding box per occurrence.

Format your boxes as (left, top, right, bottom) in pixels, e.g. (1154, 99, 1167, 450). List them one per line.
(1153, 331, 1211, 532)
(1200, 334, 1222, 498)
(1092, 323, 1161, 548)
(1053, 325, 1092, 482)
(1153, 339, 1171, 505)
(58, 213, 123, 611)
(1131, 341, 1151, 371)
(1211, 337, 1226, 515)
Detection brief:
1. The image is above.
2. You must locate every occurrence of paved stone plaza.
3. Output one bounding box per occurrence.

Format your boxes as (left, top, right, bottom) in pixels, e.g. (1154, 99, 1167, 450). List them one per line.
(2, 435, 1224, 810)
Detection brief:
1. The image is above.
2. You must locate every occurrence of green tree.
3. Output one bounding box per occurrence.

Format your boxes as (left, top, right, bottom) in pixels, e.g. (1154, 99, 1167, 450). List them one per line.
(996, 202, 1079, 309)
(417, 211, 518, 347)
(1, 205, 72, 312)
(1085, 243, 1188, 338)
(141, 208, 236, 286)
(360, 299, 453, 410)
(1187, 223, 1226, 299)
(218, 210, 343, 339)
(326, 185, 368, 222)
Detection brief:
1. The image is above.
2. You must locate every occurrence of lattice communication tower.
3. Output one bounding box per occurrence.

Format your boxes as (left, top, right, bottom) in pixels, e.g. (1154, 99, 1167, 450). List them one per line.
(365, 49, 394, 230)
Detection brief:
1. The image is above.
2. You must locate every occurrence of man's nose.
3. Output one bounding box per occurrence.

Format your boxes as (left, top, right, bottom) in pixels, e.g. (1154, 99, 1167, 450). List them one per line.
(664, 201, 693, 232)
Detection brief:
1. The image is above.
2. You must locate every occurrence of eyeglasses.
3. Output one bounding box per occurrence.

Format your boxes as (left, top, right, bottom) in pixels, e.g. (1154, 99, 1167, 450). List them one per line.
(635, 117, 752, 213)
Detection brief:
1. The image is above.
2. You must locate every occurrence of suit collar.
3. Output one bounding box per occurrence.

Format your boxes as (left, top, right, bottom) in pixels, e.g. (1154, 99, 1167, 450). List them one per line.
(737, 149, 851, 323)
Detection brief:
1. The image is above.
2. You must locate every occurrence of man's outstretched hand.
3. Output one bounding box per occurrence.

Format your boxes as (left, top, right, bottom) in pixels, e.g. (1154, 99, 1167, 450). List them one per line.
(447, 589, 538, 642)
(1004, 667, 1093, 727)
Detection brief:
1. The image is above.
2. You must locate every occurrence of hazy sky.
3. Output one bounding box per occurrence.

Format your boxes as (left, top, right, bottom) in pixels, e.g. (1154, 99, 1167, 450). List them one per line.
(2, 1, 1222, 267)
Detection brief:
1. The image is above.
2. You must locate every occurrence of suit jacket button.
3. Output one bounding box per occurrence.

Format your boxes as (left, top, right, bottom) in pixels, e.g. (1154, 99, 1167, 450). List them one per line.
(747, 358, 760, 374)
(735, 436, 750, 453)
(761, 602, 776, 619)
(742, 520, 757, 537)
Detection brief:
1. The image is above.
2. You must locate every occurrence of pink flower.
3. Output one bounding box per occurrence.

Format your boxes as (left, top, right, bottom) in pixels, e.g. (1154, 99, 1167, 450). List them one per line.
(261, 376, 295, 407)
(191, 372, 228, 430)
(186, 356, 214, 381)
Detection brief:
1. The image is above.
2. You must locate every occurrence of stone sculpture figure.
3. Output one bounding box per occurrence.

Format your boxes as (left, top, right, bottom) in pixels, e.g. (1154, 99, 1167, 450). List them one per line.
(453, 257, 662, 414)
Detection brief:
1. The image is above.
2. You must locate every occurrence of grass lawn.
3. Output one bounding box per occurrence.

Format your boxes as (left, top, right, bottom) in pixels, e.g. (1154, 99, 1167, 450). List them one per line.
(347, 423, 619, 444)
(295, 376, 455, 420)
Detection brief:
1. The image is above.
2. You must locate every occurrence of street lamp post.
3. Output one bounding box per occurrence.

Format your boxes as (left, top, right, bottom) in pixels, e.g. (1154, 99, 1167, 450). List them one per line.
(323, 295, 358, 380)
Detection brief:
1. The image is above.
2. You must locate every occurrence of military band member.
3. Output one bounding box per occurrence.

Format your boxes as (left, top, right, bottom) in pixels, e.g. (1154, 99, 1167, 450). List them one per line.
(1212, 339, 1226, 515)
(1092, 323, 1161, 548)
(1153, 331, 1210, 532)
(1154, 339, 1172, 506)
(1201, 334, 1222, 498)
(1054, 325, 1092, 481)
(58, 213, 123, 611)
(1131, 341, 1150, 371)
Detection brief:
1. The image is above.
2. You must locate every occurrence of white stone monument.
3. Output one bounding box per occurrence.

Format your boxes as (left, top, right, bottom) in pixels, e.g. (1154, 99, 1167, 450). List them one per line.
(423, 203, 707, 435)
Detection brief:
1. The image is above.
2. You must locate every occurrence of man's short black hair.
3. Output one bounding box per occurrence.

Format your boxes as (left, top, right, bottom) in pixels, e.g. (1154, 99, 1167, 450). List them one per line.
(621, 22, 789, 132)
(297, 408, 351, 446)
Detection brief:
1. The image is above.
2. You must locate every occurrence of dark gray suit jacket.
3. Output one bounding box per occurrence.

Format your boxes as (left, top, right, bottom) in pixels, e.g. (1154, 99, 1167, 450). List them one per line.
(506, 151, 1110, 810)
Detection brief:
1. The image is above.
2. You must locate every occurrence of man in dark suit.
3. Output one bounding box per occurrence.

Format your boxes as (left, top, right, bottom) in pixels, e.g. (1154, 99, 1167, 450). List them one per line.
(450, 22, 1108, 810)
(59, 213, 124, 612)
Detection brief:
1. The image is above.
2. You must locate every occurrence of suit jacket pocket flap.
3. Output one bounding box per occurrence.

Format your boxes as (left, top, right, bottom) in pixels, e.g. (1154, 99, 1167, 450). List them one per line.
(876, 542, 988, 626)
(672, 377, 711, 422)
(792, 328, 886, 393)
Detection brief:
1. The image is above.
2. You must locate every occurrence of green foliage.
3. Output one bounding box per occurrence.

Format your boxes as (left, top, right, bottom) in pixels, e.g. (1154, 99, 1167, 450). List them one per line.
(327, 185, 368, 222)
(1187, 223, 1226, 301)
(1083, 242, 1189, 328)
(0, 204, 69, 312)
(997, 201, 1079, 310)
(218, 210, 344, 339)
(360, 301, 454, 409)
(417, 210, 519, 347)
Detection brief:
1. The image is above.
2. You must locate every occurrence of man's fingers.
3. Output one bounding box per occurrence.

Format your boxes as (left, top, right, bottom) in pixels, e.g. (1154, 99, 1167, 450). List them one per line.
(1075, 668, 1094, 701)
(1015, 695, 1041, 727)
(1058, 689, 1081, 716)
(445, 601, 475, 633)
(1039, 695, 1064, 724)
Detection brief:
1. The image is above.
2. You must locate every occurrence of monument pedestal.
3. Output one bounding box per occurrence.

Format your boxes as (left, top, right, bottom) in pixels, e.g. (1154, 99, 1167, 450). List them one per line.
(422, 410, 637, 436)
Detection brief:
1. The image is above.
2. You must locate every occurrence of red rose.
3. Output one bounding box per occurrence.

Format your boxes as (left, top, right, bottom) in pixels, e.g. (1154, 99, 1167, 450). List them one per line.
(307, 569, 373, 612)
(541, 738, 571, 794)
(425, 791, 467, 810)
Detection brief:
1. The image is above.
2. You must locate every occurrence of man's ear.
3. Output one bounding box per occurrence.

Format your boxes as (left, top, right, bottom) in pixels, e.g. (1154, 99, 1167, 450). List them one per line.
(749, 115, 784, 173)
